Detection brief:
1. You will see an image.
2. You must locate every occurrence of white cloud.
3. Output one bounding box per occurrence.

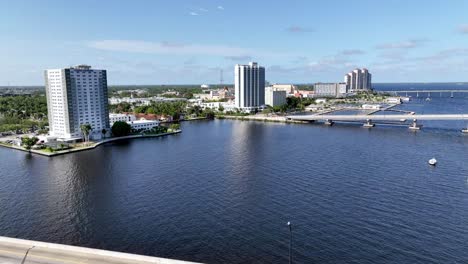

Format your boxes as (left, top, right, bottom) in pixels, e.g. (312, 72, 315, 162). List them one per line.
(340, 49, 365, 55)
(376, 39, 428, 49)
(198, 8, 208, 12)
(217, 6, 224, 10)
(286, 26, 314, 33)
(224, 55, 253, 61)
(458, 24, 468, 34)
(87, 40, 252, 57)
(189, 12, 199, 16)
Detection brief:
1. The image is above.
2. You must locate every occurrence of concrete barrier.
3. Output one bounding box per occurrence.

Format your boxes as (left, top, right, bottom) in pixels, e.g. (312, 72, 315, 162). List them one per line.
(0, 236, 201, 264)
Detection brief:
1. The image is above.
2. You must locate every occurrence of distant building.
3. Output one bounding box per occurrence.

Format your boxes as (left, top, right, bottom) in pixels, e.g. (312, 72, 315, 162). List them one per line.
(45, 65, 110, 140)
(265, 87, 287, 107)
(234, 62, 265, 111)
(386, 97, 402, 104)
(108, 96, 186, 105)
(109, 113, 136, 124)
(344, 68, 372, 91)
(210, 90, 220, 100)
(362, 104, 381, 110)
(128, 120, 160, 131)
(298, 90, 315, 98)
(314, 83, 347, 97)
(271, 84, 297, 95)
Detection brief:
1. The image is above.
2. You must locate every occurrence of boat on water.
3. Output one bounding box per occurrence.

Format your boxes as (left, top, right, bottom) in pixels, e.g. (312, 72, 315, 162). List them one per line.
(401, 96, 411, 102)
(425, 97, 432, 101)
(428, 158, 437, 166)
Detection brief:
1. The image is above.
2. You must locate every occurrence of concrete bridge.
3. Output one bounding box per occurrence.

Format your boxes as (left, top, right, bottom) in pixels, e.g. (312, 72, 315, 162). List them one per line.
(287, 114, 468, 131)
(0, 236, 201, 264)
(381, 90, 468, 93)
(379, 90, 468, 97)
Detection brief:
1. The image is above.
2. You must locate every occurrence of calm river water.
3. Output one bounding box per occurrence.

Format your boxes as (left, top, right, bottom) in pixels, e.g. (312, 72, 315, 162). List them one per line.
(1, 92, 468, 263)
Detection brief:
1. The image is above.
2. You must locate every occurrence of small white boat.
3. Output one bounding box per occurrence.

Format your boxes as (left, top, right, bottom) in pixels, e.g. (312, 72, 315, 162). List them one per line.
(428, 158, 437, 166)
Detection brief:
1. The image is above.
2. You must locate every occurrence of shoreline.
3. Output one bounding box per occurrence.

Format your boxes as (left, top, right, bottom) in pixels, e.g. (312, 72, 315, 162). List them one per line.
(0, 130, 181, 157)
(216, 115, 307, 124)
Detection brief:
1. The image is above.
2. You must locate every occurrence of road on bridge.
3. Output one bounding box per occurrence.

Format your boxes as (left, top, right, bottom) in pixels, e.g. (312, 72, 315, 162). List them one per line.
(287, 114, 468, 121)
(0, 236, 200, 264)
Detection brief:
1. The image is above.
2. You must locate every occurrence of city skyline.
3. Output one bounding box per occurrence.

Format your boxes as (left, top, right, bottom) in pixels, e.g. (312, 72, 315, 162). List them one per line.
(1, 0, 468, 85)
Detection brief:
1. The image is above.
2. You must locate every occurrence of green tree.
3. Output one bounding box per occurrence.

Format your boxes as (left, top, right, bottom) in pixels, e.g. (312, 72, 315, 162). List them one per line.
(80, 124, 92, 142)
(169, 123, 181, 131)
(101, 128, 107, 139)
(218, 105, 225, 112)
(203, 109, 215, 119)
(111, 121, 132, 137)
(21, 136, 39, 151)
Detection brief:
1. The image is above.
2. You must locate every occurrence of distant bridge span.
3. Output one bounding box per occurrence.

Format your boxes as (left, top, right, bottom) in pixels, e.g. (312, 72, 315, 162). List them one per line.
(380, 90, 468, 94)
(287, 114, 468, 121)
(287, 114, 468, 131)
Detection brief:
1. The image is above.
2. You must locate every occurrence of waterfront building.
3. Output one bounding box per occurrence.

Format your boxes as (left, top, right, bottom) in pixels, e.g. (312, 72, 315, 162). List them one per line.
(109, 97, 186, 106)
(265, 87, 287, 107)
(386, 97, 402, 104)
(128, 120, 160, 131)
(344, 68, 372, 91)
(362, 104, 382, 110)
(109, 113, 160, 132)
(234, 62, 266, 111)
(314, 83, 347, 98)
(45, 65, 110, 140)
(109, 113, 136, 124)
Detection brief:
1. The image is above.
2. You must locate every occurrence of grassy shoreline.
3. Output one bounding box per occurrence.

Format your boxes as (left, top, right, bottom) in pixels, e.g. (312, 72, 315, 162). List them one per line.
(0, 130, 182, 157)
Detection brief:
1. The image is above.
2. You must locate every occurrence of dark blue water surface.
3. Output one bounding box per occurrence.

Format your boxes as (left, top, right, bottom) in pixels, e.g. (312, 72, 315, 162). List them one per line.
(1, 84, 468, 263)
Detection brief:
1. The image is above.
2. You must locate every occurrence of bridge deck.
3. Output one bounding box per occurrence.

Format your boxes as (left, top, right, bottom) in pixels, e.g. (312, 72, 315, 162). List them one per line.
(288, 114, 468, 121)
(0, 236, 200, 264)
(380, 90, 468, 93)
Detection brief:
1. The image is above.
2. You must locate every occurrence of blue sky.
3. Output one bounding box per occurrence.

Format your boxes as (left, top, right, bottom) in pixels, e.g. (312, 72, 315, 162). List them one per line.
(1, 0, 468, 85)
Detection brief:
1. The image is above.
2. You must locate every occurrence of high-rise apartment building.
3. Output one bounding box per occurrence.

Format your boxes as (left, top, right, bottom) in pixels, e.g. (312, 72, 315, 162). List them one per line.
(314, 83, 348, 97)
(265, 87, 287, 107)
(44, 65, 110, 140)
(344, 68, 372, 91)
(234, 62, 265, 110)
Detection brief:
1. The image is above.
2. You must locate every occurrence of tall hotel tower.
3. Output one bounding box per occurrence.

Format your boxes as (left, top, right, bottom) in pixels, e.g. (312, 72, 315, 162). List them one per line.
(44, 65, 110, 140)
(344, 68, 372, 91)
(234, 62, 266, 110)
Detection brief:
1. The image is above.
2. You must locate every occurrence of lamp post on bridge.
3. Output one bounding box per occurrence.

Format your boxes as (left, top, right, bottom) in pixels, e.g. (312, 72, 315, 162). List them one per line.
(287, 221, 292, 264)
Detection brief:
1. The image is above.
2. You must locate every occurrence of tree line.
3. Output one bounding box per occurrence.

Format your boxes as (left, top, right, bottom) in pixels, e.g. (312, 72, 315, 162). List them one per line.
(0, 95, 48, 133)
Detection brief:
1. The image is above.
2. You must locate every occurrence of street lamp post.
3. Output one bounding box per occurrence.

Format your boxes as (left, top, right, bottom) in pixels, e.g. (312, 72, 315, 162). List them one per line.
(287, 221, 292, 264)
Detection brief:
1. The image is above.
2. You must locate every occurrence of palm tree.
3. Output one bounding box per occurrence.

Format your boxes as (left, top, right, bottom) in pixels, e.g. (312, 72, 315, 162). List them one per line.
(101, 128, 107, 139)
(80, 124, 92, 142)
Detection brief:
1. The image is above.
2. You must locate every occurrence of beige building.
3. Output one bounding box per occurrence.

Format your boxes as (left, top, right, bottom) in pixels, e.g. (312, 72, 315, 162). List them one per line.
(271, 84, 297, 94)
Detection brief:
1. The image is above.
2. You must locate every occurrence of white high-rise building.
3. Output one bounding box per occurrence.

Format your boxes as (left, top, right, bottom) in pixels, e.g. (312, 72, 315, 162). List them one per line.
(345, 68, 372, 91)
(45, 65, 110, 140)
(265, 87, 287, 107)
(234, 62, 265, 111)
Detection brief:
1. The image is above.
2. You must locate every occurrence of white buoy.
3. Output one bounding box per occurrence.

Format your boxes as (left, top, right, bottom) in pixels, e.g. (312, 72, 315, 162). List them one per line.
(428, 158, 437, 166)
